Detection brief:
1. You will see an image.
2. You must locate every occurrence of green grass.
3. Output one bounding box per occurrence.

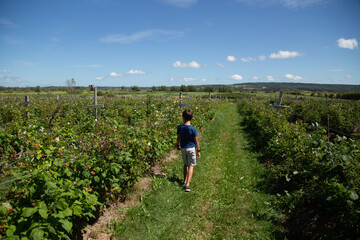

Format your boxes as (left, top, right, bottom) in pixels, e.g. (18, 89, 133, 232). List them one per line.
(112, 104, 282, 239)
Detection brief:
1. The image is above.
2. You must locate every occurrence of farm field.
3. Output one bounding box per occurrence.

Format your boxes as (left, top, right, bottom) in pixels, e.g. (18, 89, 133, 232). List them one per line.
(112, 104, 282, 239)
(1, 0, 360, 238)
(0, 94, 220, 239)
(238, 97, 360, 239)
(1, 91, 359, 239)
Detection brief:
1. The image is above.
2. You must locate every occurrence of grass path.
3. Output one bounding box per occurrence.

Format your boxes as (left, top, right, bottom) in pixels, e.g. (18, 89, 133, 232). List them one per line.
(113, 104, 280, 239)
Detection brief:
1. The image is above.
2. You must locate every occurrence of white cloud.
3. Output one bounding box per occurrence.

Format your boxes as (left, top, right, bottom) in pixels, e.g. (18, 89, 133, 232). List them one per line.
(269, 50, 301, 59)
(182, 77, 196, 82)
(127, 69, 146, 74)
(95, 77, 104, 80)
(0, 70, 11, 73)
(346, 75, 352, 79)
(337, 38, 358, 50)
(226, 56, 236, 62)
(236, 0, 325, 8)
(282, 0, 324, 8)
(258, 55, 266, 61)
(230, 74, 243, 81)
(100, 29, 183, 43)
(0, 75, 22, 85)
(329, 69, 343, 72)
(266, 75, 275, 81)
(241, 57, 256, 62)
(109, 72, 123, 77)
(173, 60, 201, 68)
(202, 78, 207, 82)
(216, 63, 225, 68)
(162, 0, 197, 7)
(284, 73, 303, 80)
(253, 76, 259, 80)
(0, 18, 18, 28)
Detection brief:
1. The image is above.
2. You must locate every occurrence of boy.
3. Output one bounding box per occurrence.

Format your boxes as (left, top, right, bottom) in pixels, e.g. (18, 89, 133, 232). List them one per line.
(176, 109, 201, 192)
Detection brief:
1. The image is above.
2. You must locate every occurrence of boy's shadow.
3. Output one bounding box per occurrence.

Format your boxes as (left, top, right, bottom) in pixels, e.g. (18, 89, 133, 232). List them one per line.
(166, 174, 183, 187)
(151, 171, 183, 187)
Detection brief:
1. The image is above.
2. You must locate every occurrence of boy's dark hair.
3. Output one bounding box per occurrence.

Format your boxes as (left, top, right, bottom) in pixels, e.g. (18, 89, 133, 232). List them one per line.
(182, 109, 193, 121)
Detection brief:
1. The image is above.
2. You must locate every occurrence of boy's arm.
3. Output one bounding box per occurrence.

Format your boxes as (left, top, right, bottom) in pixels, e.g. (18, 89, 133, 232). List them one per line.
(194, 136, 201, 158)
(176, 134, 181, 150)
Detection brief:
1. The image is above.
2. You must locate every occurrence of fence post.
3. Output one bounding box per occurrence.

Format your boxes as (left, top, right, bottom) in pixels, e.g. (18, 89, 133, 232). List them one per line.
(20, 95, 30, 106)
(87, 85, 104, 122)
(278, 91, 283, 106)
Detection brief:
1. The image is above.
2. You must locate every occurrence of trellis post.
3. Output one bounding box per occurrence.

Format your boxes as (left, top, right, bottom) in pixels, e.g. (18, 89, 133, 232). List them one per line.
(87, 85, 104, 121)
(20, 95, 30, 106)
(278, 91, 284, 105)
(269, 91, 289, 113)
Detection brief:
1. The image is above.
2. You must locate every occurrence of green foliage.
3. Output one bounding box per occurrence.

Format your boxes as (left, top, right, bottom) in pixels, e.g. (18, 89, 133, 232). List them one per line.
(218, 87, 232, 93)
(336, 92, 360, 100)
(0, 96, 219, 239)
(130, 86, 140, 91)
(203, 86, 215, 92)
(170, 86, 180, 92)
(180, 85, 187, 92)
(158, 86, 167, 91)
(290, 100, 360, 137)
(238, 99, 360, 239)
(187, 85, 197, 92)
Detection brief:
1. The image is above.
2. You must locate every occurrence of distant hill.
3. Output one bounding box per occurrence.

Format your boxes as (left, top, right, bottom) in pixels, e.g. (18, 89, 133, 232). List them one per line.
(3, 82, 359, 93)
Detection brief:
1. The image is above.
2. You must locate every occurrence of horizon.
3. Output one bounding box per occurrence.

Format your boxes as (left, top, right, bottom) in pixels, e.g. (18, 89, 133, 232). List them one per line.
(2, 81, 360, 89)
(1, 0, 359, 87)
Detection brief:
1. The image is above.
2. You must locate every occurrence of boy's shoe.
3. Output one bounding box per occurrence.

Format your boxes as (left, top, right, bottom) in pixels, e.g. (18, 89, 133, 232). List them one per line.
(185, 185, 190, 192)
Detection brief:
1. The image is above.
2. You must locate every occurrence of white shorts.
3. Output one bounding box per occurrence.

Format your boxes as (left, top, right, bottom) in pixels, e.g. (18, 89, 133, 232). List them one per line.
(181, 147, 196, 166)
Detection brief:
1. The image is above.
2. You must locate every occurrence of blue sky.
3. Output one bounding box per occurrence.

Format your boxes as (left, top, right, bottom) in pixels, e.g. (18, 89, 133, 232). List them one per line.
(0, 0, 359, 87)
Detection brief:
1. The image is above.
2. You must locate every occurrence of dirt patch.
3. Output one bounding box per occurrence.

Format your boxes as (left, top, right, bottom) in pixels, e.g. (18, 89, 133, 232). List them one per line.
(201, 200, 213, 233)
(221, 132, 230, 142)
(82, 150, 179, 240)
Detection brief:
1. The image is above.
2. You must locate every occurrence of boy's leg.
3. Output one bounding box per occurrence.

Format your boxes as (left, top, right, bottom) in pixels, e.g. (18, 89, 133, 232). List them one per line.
(185, 166, 193, 186)
(182, 148, 196, 187)
(183, 165, 187, 184)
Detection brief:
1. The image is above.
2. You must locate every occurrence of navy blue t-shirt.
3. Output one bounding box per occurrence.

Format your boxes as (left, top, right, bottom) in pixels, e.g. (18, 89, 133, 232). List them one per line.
(177, 124, 198, 148)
